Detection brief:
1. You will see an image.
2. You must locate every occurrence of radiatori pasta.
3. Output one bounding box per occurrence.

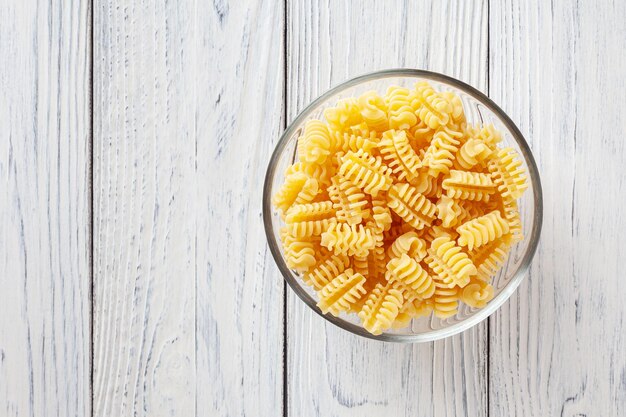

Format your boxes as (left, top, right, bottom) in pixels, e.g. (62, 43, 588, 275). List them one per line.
(272, 81, 528, 335)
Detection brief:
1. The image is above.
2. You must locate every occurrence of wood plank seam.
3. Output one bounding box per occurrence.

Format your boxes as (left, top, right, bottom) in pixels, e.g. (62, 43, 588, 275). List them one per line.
(283, 1, 289, 417)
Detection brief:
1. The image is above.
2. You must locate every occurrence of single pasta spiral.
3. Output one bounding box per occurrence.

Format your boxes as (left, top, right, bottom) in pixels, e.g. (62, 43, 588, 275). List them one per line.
(297, 120, 334, 164)
(370, 195, 393, 232)
(303, 252, 350, 290)
(386, 253, 436, 299)
(358, 281, 404, 335)
(502, 196, 523, 243)
(386, 86, 418, 130)
(284, 201, 336, 238)
(387, 183, 437, 230)
(488, 147, 528, 199)
(387, 231, 427, 260)
(408, 120, 435, 149)
(456, 210, 510, 250)
(455, 138, 493, 170)
(432, 283, 460, 319)
(468, 237, 511, 282)
(272, 172, 319, 214)
(470, 123, 502, 149)
(317, 268, 367, 316)
(425, 236, 477, 288)
(460, 279, 495, 308)
(338, 149, 393, 196)
(411, 172, 443, 198)
(281, 229, 317, 273)
(420, 225, 459, 245)
(435, 195, 464, 228)
(442, 91, 465, 123)
(358, 90, 389, 132)
(442, 169, 496, 202)
(285, 161, 332, 189)
(378, 130, 422, 182)
(321, 223, 376, 257)
(413, 81, 453, 129)
(333, 131, 379, 154)
(422, 126, 463, 177)
(323, 98, 363, 133)
(328, 176, 369, 225)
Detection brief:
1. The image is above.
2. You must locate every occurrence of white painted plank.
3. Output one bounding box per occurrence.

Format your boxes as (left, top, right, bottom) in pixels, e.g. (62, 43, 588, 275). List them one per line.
(93, 1, 196, 415)
(489, 0, 626, 415)
(0, 1, 91, 416)
(195, 0, 285, 416)
(286, 1, 489, 416)
(93, 0, 285, 415)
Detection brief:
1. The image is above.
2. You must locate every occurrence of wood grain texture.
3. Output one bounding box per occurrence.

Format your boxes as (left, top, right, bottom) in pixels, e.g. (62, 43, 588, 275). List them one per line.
(93, 1, 196, 415)
(0, 1, 91, 416)
(286, 1, 489, 416)
(488, 0, 626, 415)
(93, 0, 285, 415)
(195, 0, 285, 415)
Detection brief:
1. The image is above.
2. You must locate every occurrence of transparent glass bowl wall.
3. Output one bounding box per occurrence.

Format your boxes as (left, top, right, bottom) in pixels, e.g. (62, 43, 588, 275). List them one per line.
(263, 69, 543, 342)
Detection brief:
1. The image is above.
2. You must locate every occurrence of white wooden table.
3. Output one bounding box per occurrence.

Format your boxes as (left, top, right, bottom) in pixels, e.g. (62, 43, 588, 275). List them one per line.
(1, 1, 625, 416)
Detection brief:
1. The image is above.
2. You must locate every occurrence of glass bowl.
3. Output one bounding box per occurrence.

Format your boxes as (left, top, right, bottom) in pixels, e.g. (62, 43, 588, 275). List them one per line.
(263, 69, 543, 342)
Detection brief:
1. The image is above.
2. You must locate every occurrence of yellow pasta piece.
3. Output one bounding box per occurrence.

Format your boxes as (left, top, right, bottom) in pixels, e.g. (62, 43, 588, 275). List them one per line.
(386, 254, 436, 299)
(358, 90, 389, 132)
(488, 147, 529, 199)
(432, 281, 460, 319)
(490, 193, 523, 243)
(347, 122, 374, 138)
(297, 120, 334, 164)
(333, 130, 379, 154)
(468, 236, 511, 282)
(413, 81, 453, 129)
(436, 195, 463, 228)
(470, 123, 502, 149)
(324, 98, 363, 133)
(378, 130, 422, 182)
(338, 149, 393, 196)
(386, 86, 418, 130)
(317, 269, 367, 316)
(358, 281, 404, 335)
(272, 172, 319, 214)
(411, 171, 443, 198)
(321, 223, 376, 257)
(422, 126, 463, 177)
(410, 297, 435, 317)
(455, 138, 493, 170)
(420, 225, 459, 246)
(370, 194, 393, 232)
(457, 210, 510, 251)
(460, 278, 495, 308)
(303, 252, 350, 290)
(387, 183, 437, 230)
(442, 169, 496, 202)
(328, 176, 369, 225)
(280, 228, 317, 273)
(455, 199, 487, 224)
(442, 91, 465, 123)
(408, 120, 435, 149)
(387, 231, 427, 260)
(393, 297, 434, 328)
(285, 201, 336, 238)
(425, 236, 477, 288)
(285, 161, 332, 189)
(436, 196, 486, 229)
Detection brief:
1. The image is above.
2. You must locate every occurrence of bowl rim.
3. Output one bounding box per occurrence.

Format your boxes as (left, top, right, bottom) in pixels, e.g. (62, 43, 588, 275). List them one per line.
(262, 68, 543, 343)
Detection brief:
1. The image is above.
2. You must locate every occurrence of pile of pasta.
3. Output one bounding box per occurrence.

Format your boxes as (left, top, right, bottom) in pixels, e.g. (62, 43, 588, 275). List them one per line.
(272, 81, 528, 335)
